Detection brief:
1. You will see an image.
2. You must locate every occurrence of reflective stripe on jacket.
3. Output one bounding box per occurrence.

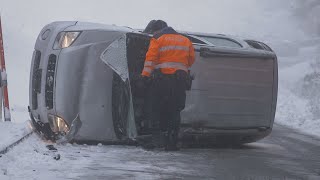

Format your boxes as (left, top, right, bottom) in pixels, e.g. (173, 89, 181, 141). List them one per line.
(141, 28, 195, 77)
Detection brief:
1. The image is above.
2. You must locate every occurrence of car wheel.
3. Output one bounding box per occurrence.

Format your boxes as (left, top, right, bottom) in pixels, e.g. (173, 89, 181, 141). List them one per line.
(112, 72, 129, 140)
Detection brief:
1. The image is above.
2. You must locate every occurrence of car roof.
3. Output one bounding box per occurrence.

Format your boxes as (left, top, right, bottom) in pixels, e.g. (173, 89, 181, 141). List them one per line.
(63, 22, 273, 52)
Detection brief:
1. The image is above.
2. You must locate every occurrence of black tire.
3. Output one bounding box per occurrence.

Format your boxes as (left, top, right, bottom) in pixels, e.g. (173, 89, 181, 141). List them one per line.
(112, 72, 130, 140)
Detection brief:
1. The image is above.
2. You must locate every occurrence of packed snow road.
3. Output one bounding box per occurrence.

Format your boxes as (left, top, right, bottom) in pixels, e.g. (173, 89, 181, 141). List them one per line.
(0, 124, 320, 180)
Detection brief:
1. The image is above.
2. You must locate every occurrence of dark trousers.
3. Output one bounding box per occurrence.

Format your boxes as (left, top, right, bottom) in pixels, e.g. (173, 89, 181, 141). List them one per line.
(149, 72, 187, 148)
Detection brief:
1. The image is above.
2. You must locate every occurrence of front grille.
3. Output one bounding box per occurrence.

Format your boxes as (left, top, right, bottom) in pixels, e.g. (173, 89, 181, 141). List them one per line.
(32, 50, 41, 110)
(45, 54, 57, 109)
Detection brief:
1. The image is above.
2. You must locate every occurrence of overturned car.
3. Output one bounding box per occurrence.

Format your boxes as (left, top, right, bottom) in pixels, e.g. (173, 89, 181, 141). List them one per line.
(29, 21, 278, 145)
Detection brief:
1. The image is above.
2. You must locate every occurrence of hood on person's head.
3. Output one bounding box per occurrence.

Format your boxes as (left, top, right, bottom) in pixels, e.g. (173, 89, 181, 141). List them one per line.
(152, 20, 168, 33)
(142, 20, 157, 34)
(143, 20, 168, 34)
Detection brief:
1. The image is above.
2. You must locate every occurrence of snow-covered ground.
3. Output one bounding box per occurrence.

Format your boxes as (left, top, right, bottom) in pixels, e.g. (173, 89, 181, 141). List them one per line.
(0, 121, 33, 152)
(1, 125, 320, 180)
(0, 134, 218, 180)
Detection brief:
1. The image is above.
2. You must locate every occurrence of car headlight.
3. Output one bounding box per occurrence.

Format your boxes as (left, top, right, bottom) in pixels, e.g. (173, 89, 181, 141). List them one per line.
(53, 31, 81, 49)
(48, 114, 70, 134)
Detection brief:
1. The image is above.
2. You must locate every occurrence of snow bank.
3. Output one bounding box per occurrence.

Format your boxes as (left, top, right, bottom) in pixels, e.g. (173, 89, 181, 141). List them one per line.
(0, 121, 33, 153)
(276, 45, 320, 138)
(0, 135, 89, 180)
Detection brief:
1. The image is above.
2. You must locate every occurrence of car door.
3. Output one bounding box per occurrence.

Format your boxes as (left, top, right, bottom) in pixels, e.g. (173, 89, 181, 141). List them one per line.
(100, 34, 138, 139)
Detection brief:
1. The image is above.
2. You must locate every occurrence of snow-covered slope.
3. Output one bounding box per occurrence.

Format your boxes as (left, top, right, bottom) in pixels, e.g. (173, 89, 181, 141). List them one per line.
(0, 0, 318, 137)
(277, 54, 320, 137)
(273, 0, 320, 137)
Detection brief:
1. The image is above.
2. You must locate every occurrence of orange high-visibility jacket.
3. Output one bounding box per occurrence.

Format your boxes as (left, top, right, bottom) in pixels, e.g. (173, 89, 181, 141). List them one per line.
(141, 29, 195, 77)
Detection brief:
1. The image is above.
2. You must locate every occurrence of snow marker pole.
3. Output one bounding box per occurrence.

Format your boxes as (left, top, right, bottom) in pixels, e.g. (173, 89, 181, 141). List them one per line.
(0, 87, 2, 122)
(0, 16, 11, 122)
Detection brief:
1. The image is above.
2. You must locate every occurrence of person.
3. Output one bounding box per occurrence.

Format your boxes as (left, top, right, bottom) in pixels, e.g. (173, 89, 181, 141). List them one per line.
(140, 20, 195, 151)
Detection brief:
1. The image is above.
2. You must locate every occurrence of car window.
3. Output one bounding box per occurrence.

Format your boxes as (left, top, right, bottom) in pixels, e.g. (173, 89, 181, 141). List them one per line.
(258, 42, 273, 52)
(197, 36, 242, 48)
(184, 35, 207, 45)
(245, 40, 273, 52)
(245, 40, 264, 50)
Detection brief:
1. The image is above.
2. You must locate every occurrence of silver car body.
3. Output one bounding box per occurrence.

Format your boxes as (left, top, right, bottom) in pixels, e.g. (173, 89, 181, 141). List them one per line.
(29, 21, 278, 144)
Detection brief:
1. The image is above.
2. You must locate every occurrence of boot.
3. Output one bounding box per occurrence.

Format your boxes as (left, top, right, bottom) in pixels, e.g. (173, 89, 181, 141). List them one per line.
(142, 131, 165, 151)
(164, 111, 181, 151)
(165, 130, 180, 151)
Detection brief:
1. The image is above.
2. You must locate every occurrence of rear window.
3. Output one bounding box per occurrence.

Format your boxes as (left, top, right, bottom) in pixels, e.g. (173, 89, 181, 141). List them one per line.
(245, 40, 264, 50)
(197, 36, 242, 48)
(245, 40, 273, 52)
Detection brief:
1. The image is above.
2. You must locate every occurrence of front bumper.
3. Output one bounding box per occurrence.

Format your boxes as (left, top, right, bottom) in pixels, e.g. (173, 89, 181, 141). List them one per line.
(29, 106, 82, 143)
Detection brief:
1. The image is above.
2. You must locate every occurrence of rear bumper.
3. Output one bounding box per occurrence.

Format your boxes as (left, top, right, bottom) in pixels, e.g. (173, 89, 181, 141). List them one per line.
(180, 125, 272, 144)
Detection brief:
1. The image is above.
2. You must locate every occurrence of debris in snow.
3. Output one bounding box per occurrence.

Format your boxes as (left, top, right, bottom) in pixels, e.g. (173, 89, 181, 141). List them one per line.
(32, 143, 61, 160)
(2, 168, 7, 175)
(53, 154, 60, 160)
(46, 145, 57, 151)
